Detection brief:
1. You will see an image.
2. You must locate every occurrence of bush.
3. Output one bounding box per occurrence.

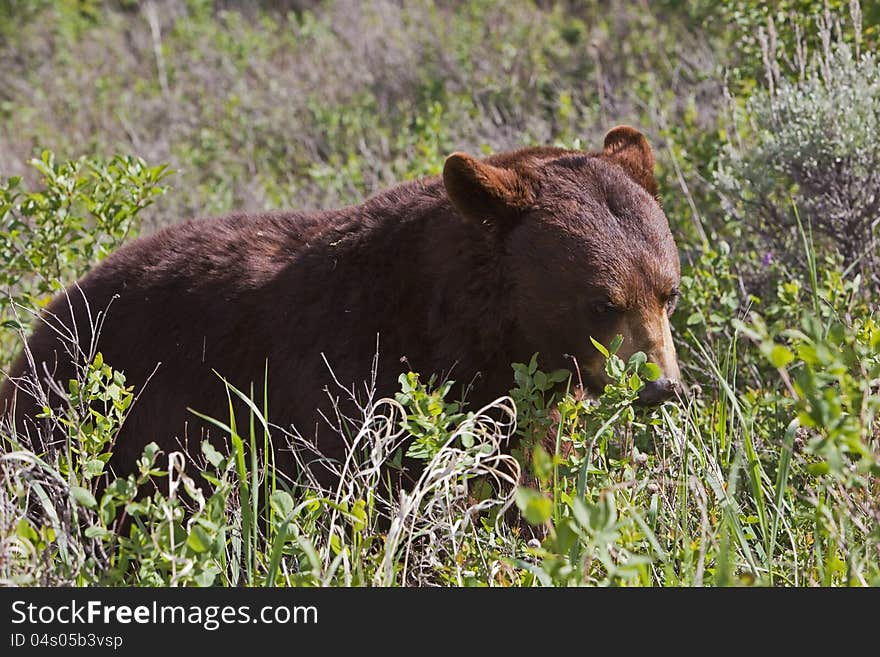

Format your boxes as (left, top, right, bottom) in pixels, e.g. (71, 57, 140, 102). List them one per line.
(716, 6, 880, 281)
(0, 153, 169, 366)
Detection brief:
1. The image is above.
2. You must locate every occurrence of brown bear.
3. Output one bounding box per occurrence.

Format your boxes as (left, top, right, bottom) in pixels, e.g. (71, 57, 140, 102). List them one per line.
(0, 126, 681, 485)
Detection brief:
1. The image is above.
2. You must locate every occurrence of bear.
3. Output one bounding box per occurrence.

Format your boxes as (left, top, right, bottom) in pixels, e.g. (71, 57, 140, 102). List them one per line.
(0, 125, 682, 488)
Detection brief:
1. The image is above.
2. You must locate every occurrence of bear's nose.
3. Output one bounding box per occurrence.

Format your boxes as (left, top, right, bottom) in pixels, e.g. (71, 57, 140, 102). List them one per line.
(637, 377, 681, 406)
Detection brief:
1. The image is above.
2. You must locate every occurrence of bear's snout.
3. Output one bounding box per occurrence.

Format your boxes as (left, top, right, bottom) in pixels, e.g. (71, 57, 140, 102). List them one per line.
(637, 376, 681, 406)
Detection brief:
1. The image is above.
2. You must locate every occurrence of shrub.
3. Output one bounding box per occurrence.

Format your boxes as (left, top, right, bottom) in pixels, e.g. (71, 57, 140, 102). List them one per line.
(0, 153, 170, 366)
(716, 4, 880, 281)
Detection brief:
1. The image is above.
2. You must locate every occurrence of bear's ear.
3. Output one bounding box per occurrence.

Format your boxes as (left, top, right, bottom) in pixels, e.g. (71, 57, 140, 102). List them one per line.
(602, 125, 658, 197)
(443, 152, 534, 225)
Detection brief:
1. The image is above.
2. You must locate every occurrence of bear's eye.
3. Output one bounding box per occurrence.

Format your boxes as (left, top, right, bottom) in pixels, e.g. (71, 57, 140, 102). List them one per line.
(593, 298, 620, 315)
(664, 288, 680, 315)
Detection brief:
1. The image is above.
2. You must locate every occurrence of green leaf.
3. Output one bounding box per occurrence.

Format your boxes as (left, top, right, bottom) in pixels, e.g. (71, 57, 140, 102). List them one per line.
(194, 565, 219, 587)
(534, 370, 548, 391)
(82, 459, 105, 478)
(606, 355, 624, 379)
(69, 486, 97, 509)
(532, 445, 553, 484)
(140, 442, 160, 468)
(769, 344, 795, 368)
(187, 525, 211, 553)
(590, 336, 609, 358)
(512, 364, 531, 389)
(515, 487, 552, 525)
(807, 461, 830, 476)
(270, 491, 295, 519)
(686, 312, 703, 326)
(201, 440, 224, 468)
(609, 334, 624, 355)
(528, 353, 539, 374)
(470, 478, 493, 502)
(571, 497, 592, 529)
(643, 362, 662, 382)
(16, 518, 39, 543)
(548, 369, 570, 384)
(427, 398, 443, 416)
(627, 351, 647, 370)
(351, 499, 367, 533)
(84, 525, 113, 540)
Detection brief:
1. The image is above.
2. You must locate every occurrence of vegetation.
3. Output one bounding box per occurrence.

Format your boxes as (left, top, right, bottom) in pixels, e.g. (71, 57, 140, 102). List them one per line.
(1, 0, 878, 586)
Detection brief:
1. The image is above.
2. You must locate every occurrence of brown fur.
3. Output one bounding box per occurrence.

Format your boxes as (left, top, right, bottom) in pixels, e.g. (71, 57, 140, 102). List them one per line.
(0, 126, 681, 485)
(602, 125, 659, 198)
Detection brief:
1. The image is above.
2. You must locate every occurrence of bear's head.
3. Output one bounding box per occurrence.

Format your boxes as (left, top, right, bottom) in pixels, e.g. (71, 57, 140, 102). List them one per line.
(443, 126, 681, 404)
